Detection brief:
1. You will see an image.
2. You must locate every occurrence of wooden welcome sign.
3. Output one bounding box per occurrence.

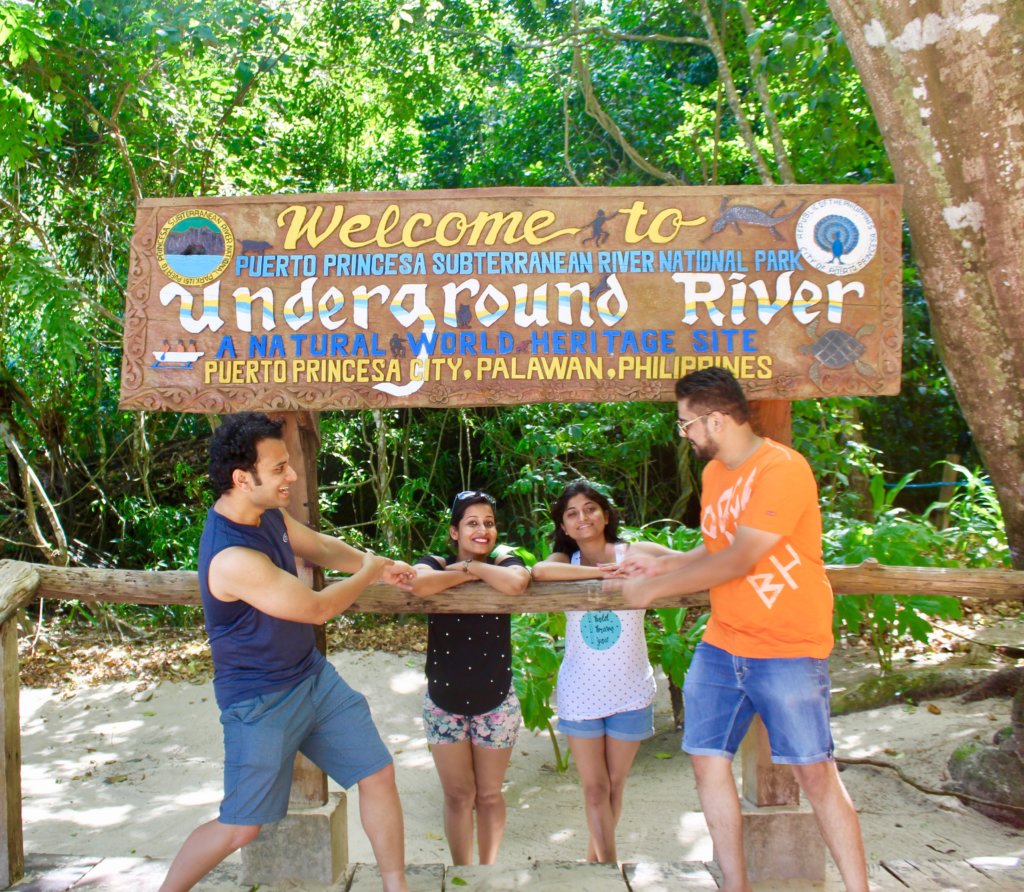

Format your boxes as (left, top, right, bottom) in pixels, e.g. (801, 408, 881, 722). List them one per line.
(119, 184, 902, 412)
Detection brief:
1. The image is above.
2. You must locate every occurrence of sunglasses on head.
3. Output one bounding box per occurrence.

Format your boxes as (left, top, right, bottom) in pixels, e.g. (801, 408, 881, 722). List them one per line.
(451, 490, 496, 513)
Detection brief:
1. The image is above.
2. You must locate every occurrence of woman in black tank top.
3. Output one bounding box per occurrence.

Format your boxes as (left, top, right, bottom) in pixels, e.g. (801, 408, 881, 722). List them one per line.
(410, 491, 531, 865)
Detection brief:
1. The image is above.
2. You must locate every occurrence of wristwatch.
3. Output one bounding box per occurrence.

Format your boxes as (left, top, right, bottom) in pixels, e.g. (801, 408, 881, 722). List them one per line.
(463, 558, 472, 573)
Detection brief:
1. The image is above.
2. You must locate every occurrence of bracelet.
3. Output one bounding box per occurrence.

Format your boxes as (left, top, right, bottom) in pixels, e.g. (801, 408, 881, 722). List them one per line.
(463, 558, 472, 574)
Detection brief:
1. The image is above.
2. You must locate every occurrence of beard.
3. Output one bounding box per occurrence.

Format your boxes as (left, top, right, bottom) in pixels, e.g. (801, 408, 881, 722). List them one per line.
(690, 439, 718, 462)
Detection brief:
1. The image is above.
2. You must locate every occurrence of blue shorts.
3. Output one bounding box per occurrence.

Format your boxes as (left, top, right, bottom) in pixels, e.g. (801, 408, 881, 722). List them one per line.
(558, 704, 654, 742)
(220, 662, 392, 825)
(682, 642, 834, 765)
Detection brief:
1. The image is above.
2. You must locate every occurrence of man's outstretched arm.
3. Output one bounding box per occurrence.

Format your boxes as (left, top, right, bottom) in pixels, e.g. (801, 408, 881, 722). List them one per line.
(281, 508, 415, 588)
(210, 545, 389, 625)
(621, 526, 780, 609)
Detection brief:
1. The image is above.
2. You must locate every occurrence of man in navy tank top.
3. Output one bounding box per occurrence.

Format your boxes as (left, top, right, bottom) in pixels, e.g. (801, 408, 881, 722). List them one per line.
(160, 413, 414, 892)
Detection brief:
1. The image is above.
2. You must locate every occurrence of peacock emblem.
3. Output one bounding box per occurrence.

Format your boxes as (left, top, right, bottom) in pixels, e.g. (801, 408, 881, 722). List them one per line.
(799, 320, 877, 389)
(813, 214, 860, 264)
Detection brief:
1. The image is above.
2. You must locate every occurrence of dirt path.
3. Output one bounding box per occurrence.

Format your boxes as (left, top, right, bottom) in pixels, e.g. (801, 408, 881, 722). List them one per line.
(19, 647, 1024, 868)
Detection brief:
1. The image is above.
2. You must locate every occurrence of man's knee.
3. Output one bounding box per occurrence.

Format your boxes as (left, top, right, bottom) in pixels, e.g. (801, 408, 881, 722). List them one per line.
(690, 753, 733, 784)
(226, 823, 262, 849)
(358, 762, 397, 793)
(791, 759, 837, 800)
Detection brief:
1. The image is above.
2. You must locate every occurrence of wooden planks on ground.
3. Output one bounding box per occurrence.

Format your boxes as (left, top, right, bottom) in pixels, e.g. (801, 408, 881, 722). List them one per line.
(10, 855, 1024, 890)
(879, 858, 1024, 890)
(624, 860, 719, 890)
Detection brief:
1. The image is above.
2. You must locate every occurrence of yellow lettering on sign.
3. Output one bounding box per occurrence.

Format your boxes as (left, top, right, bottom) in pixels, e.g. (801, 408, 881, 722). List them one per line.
(278, 204, 581, 251)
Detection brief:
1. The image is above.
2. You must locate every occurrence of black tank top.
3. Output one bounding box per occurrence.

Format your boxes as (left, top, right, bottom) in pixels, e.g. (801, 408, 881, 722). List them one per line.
(416, 553, 524, 714)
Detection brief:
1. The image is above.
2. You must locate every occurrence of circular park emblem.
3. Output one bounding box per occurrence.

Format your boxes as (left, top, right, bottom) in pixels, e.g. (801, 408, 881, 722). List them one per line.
(156, 210, 234, 286)
(795, 198, 877, 276)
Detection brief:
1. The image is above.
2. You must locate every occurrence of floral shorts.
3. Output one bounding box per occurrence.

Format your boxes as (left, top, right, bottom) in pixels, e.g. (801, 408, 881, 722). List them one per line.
(423, 688, 521, 749)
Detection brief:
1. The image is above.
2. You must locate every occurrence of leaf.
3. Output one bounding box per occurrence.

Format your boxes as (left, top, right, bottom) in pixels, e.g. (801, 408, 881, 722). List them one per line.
(654, 751, 674, 760)
(450, 877, 468, 886)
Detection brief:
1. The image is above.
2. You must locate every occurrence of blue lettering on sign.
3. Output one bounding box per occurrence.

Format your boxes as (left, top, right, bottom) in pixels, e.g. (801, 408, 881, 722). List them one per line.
(580, 610, 621, 651)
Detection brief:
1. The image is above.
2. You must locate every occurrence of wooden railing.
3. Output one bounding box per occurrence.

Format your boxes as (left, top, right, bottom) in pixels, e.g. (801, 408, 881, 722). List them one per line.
(8, 558, 1024, 616)
(1, 557, 1023, 887)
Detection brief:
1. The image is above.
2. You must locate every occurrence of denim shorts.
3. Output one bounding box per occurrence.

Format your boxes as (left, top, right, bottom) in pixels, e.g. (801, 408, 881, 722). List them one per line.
(423, 688, 521, 749)
(558, 704, 655, 741)
(220, 662, 392, 825)
(682, 642, 834, 764)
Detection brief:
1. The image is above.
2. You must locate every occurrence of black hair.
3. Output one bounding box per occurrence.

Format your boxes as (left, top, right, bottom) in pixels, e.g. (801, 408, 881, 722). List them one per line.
(674, 367, 751, 424)
(450, 490, 497, 528)
(208, 412, 285, 496)
(550, 479, 620, 556)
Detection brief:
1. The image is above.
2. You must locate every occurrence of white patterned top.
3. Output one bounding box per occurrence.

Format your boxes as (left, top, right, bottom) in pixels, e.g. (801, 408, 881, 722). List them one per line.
(555, 544, 656, 721)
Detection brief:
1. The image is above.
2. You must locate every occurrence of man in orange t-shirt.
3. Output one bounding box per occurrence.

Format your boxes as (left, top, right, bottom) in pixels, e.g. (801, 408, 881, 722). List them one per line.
(621, 368, 867, 892)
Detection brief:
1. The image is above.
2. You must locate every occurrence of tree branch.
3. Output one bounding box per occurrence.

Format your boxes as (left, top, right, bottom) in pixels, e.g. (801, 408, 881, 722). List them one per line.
(562, 82, 585, 186)
(572, 40, 684, 185)
(737, 1, 795, 184)
(837, 755, 1024, 814)
(432, 25, 711, 53)
(697, 0, 774, 184)
(0, 422, 69, 566)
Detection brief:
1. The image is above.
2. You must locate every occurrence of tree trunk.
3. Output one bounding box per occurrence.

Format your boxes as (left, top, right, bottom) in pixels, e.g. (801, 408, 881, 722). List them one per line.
(828, 0, 1024, 567)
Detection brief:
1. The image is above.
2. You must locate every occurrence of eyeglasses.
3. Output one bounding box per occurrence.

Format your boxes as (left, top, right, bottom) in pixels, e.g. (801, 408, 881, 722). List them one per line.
(676, 414, 710, 436)
(451, 490, 496, 513)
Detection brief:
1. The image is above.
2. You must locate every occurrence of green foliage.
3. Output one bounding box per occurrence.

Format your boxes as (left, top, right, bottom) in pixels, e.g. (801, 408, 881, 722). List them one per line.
(793, 397, 883, 517)
(511, 610, 568, 770)
(111, 495, 207, 572)
(646, 608, 709, 689)
(927, 463, 1009, 568)
(821, 470, 1001, 673)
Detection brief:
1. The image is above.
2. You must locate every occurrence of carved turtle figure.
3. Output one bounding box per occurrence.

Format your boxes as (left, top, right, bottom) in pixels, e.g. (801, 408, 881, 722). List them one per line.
(799, 320, 877, 388)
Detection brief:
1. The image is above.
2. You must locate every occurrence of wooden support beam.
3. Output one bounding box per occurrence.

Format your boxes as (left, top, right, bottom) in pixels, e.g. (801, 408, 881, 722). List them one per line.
(7, 560, 1024, 611)
(0, 561, 41, 626)
(0, 619, 24, 887)
(743, 401, 800, 812)
(0, 562, 37, 887)
(270, 412, 327, 809)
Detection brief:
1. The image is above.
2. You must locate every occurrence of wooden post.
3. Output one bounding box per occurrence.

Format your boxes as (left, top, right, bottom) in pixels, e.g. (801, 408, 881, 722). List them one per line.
(739, 715, 799, 806)
(732, 400, 826, 883)
(0, 620, 24, 888)
(744, 400, 799, 808)
(271, 411, 327, 808)
(0, 560, 38, 888)
(239, 411, 351, 888)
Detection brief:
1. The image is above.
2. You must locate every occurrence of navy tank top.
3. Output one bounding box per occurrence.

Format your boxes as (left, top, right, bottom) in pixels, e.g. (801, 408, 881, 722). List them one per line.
(199, 507, 324, 709)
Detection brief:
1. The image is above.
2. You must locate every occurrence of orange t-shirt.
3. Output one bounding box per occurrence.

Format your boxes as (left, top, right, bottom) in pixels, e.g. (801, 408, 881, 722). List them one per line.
(700, 438, 834, 659)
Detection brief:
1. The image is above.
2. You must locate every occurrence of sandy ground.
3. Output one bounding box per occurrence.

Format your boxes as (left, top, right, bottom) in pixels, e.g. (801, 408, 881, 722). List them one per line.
(19, 648, 1024, 871)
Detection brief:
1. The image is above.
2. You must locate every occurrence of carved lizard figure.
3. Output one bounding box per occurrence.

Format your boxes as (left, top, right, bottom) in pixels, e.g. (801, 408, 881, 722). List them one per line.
(702, 197, 806, 243)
